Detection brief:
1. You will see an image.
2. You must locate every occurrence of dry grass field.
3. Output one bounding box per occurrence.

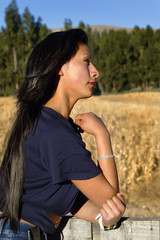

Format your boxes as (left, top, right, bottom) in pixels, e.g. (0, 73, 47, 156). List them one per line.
(0, 92, 160, 217)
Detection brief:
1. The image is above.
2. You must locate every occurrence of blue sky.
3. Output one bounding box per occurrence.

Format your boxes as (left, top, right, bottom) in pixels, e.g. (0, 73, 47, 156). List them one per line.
(0, 0, 160, 30)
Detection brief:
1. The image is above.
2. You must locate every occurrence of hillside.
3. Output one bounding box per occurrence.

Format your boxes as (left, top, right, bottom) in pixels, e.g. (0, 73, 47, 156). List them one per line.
(52, 24, 133, 33)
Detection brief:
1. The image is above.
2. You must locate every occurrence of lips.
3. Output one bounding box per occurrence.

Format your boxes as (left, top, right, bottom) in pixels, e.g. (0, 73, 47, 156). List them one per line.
(88, 81, 96, 87)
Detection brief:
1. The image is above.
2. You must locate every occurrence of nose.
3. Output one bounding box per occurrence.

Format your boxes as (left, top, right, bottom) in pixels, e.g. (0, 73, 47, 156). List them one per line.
(90, 63, 99, 79)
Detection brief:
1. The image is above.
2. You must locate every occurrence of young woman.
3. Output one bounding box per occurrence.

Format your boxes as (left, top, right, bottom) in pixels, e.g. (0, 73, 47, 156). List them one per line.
(0, 29, 125, 239)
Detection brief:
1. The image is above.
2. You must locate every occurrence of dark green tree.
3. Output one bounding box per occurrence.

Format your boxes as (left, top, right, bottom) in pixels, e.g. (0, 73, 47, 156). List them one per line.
(0, 0, 51, 95)
(64, 18, 72, 30)
(1, 14, 160, 95)
(78, 21, 85, 29)
(0, 0, 21, 94)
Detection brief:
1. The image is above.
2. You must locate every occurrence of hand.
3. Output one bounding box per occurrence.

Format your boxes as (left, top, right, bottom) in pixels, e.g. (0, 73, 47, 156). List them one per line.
(74, 112, 109, 137)
(100, 193, 126, 227)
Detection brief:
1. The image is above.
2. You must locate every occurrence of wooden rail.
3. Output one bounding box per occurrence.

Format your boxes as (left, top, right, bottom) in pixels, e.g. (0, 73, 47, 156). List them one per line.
(59, 217, 160, 240)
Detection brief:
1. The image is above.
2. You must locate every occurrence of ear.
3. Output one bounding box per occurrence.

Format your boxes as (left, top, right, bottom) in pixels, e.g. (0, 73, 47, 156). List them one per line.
(57, 69, 64, 76)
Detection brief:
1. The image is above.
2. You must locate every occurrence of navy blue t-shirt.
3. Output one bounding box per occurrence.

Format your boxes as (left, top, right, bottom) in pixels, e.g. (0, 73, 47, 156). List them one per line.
(21, 107, 100, 234)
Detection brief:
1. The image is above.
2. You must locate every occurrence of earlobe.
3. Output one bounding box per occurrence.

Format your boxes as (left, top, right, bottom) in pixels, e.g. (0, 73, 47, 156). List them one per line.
(58, 69, 64, 76)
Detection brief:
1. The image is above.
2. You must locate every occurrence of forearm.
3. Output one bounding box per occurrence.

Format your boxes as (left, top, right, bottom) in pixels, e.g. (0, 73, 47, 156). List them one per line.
(72, 200, 100, 224)
(72, 196, 125, 227)
(95, 131, 119, 192)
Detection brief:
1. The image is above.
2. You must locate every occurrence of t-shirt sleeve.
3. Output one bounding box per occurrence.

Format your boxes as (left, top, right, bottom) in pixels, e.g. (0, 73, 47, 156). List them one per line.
(41, 122, 100, 184)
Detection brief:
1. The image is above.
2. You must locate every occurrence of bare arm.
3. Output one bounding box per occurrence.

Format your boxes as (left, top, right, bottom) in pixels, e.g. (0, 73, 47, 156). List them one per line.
(73, 112, 119, 206)
(71, 112, 125, 226)
(72, 195, 125, 227)
(95, 126, 119, 192)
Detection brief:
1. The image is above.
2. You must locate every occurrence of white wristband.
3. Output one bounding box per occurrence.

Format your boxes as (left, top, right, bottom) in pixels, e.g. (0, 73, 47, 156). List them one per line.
(95, 213, 104, 230)
(95, 213, 117, 231)
(97, 154, 115, 161)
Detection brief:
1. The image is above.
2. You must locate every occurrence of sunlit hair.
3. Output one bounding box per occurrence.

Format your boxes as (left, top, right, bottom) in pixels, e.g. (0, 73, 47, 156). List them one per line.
(0, 28, 88, 229)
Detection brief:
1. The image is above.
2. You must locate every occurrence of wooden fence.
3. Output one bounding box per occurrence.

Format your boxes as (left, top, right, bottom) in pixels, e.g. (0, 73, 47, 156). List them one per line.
(58, 217, 160, 240)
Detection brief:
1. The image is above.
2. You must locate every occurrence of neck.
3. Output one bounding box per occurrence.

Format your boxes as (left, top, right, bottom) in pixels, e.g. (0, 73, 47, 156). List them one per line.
(44, 91, 77, 119)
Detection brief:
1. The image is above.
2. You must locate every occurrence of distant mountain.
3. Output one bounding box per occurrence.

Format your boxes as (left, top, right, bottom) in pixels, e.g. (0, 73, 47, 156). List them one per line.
(85, 25, 133, 33)
(51, 25, 133, 33)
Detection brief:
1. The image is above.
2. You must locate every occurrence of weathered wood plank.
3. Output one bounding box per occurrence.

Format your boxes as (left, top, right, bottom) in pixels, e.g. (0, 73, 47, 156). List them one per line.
(99, 218, 160, 240)
(62, 217, 160, 240)
(62, 217, 92, 240)
(92, 222, 100, 240)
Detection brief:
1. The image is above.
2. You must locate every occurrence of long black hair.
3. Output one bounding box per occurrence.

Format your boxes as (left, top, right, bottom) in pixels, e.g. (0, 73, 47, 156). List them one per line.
(0, 29, 88, 227)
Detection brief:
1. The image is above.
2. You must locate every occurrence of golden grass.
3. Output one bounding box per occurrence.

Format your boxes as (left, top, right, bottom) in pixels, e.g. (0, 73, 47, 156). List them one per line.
(0, 92, 160, 217)
(0, 97, 16, 157)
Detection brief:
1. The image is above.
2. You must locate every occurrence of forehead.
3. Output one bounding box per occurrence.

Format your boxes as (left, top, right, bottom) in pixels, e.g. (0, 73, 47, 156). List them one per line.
(76, 43, 91, 57)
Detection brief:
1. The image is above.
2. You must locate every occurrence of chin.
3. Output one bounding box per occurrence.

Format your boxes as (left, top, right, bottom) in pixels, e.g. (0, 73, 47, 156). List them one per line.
(81, 92, 93, 99)
(76, 88, 93, 100)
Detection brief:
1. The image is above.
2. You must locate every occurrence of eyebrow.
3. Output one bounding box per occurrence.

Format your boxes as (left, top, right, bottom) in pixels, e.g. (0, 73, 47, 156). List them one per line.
(83, 54, 93, 61)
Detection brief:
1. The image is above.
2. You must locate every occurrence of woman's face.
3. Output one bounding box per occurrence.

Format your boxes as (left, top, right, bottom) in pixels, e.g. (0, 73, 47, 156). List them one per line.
(59, 43, 99, 101)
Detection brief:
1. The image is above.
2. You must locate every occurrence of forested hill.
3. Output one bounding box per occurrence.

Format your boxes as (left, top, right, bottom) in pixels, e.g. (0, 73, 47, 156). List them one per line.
(53, 23, 160, 94)
(0, 0, 160, 96)
(84, 25, 133, 33)
(52, 25, 133, 33)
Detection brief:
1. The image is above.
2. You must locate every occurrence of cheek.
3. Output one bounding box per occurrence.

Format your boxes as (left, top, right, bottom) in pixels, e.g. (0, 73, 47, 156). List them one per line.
(73, 64, 89, 82)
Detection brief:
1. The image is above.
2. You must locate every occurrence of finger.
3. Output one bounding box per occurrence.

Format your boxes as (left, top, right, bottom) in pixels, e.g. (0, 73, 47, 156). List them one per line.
(102, 200, 121, 220)
(100, 207, 112, 222)
(74, 116, 83, 125)
(111, 196, 126, 213)
(117, 193, 126, 205)
(102, 200, 115, 213)
(75, 114, 83, 121)
(100, 206, 118, 225)
(105, 199, 118, 211)
(106, 199, 122, 216)
(75, 113, 89, 123)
